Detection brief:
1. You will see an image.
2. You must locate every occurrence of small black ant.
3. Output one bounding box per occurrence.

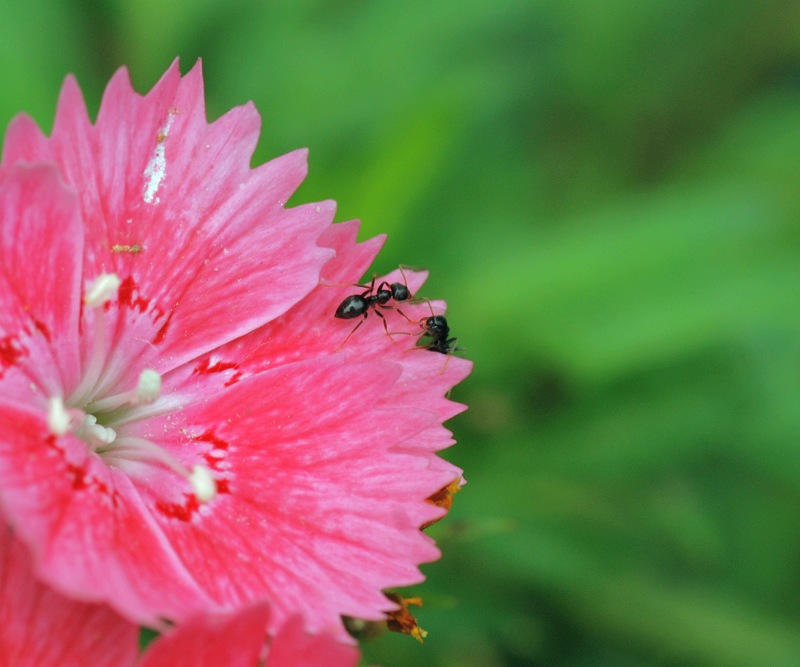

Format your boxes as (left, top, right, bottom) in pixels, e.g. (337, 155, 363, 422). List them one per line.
(334, 271, 414, 347)
(417, 314, 459, 355)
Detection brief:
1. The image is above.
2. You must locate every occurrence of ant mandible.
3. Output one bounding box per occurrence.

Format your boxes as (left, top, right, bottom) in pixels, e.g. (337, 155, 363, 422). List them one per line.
(334, 270, 414, 347)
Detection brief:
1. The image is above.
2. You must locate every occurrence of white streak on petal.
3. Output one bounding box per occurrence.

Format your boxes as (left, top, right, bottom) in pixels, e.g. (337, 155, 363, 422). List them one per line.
(143, 110, 176, 204)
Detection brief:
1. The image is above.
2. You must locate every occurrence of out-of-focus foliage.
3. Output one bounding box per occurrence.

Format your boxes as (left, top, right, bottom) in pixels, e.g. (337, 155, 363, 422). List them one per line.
(3, 1, 800, 665)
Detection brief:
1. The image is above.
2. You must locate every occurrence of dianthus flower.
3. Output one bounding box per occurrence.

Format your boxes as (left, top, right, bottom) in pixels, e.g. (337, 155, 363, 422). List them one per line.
(0, 61, 471, 638)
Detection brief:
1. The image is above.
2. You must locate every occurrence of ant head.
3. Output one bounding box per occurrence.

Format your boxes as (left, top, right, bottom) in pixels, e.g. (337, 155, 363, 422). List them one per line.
(422, 314, 449, 338)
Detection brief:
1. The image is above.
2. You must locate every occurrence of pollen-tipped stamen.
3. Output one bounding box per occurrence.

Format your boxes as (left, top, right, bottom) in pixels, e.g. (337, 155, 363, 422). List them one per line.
(86, 369, 162, 414)
(189, 465, 217, 502)
(47, 397, 71, 436)
(134, 369, 161, 404)
(83, 273, 122, 308)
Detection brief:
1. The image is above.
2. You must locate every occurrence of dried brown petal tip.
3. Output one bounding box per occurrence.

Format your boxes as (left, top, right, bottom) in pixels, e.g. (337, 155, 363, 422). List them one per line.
(421, 477, 463, 530)
(385, 592, 428, 644)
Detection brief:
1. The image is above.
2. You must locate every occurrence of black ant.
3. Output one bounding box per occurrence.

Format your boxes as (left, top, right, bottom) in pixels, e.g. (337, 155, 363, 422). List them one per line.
(334, 272, 414, 347)
(417, 314, 459, 355)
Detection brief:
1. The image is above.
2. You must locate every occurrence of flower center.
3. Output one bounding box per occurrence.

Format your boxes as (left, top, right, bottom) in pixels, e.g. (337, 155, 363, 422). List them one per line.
(47, 273, 216, 503)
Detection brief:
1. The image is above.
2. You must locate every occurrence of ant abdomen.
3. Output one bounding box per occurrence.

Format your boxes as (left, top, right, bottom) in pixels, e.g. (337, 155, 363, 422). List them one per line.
(335, 294, 369, 319)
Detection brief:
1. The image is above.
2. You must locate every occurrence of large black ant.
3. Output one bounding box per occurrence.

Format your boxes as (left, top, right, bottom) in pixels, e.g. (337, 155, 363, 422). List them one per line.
(417, 314, 459, 355)
(334, 271, 414, 347)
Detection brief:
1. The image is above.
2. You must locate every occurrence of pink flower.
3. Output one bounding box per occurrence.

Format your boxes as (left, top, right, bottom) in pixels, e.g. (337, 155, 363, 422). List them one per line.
(0, 61, 471, 638)
(0, 524, 138, 667)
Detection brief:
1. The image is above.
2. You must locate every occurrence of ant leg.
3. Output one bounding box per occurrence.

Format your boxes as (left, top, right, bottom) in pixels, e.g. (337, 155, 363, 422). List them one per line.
(373, 304, 416, 324)
(334, 315, 367, 351)
(391, 305, 417, 324)
(438, 338, 459, 374)
(374, 308, 395, 341)
(360, 274, 377, 297)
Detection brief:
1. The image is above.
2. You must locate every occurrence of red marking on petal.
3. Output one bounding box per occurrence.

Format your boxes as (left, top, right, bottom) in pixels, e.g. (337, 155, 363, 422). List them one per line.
(202, 452, 223, 471)
(45, 436, 121, 505)
(33, 319, 51, 342)
(215, 479, 230, 494)
(0, 335, 27, 376)
(155, 494, 200, 522)
(153, 310, 173, 344)
(66, 463, 88, 490)
(117, 276, 135, 307)
(193, 359, 238, 375)
(92, 477, 117, 506)
(192, 359, 243, 386)
(194, 430, 229, 451)
(117, 275, 149, 313)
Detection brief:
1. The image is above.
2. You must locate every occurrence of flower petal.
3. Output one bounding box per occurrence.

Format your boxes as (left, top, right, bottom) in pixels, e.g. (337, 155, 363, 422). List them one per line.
(265, 615, 360, 667)
(3, 61, 334, 386)
(0, 163, 83, 400)
(0, 524, 138, 667)
(133, 355, 445, 635)
(0, 401, 215, 626)
(139, 603, 270, 667)
(139, 604, 359, 667)
(203, 219, 473, 456)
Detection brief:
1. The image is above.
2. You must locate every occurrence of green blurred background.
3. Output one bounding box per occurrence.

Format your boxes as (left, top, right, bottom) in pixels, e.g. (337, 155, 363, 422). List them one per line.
(3, 1, 800, 665)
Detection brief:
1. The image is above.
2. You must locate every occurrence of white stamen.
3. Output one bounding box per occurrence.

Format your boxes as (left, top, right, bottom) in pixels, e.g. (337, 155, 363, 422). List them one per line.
(134, 369, 161, 404)
(47, 397, 70, 436)
(84, 273, 121, 308)
(86, 369, 164, 414)
(70, 283, 114, 404)
(189, 465, 217, 503)
(104, 436, 187, 473)
(105, 438, 218, 503)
